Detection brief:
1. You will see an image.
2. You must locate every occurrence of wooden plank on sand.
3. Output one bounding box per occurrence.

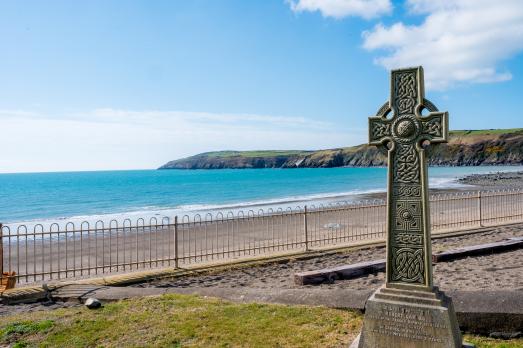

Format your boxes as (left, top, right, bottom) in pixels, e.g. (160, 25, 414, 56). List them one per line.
(294, 259, 385, 286)
(294, 238, 523, 286)
(432, 238, 523, 263)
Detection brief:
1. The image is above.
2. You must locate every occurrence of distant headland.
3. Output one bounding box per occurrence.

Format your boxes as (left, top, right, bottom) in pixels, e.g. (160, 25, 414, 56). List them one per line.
(159, 129, 523, 169)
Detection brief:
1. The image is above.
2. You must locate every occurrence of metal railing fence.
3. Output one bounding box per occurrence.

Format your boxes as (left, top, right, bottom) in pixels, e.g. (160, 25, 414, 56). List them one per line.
(1, 188, 522, 285)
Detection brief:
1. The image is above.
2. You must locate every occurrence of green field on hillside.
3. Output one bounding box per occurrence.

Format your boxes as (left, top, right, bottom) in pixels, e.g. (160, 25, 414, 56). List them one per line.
(199, 128, 523, 158)
(199, 150, 312, 158)
(450, 128, 523, 136)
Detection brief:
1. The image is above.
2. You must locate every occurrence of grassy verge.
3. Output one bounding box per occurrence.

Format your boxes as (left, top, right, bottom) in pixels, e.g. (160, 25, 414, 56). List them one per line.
(0, 294, 521, 347)
(0, 294, 360, 347)
(464, 335, 523, 348)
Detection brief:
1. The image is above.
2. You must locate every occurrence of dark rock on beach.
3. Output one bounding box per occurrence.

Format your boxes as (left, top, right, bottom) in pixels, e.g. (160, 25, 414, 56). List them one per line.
(458, 171, 523, 189)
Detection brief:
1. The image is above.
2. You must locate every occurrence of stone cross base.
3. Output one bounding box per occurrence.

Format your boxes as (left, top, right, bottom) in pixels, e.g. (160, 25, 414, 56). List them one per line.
(351, 286, 474, 348)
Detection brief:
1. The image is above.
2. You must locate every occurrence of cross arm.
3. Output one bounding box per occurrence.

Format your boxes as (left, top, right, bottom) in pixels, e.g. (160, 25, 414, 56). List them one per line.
(369, 116, 393, 145)
(420, 111, 449, 144)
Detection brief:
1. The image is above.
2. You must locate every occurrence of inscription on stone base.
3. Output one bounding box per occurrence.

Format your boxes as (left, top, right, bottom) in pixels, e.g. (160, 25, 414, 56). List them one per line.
(366, 306, 448, 343)
(356, 287, 468, 348)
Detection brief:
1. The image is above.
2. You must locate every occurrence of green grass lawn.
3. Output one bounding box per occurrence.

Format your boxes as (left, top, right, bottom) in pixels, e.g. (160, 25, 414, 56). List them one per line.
(450, 128, 523, 136)
(0, 294, 521, 347)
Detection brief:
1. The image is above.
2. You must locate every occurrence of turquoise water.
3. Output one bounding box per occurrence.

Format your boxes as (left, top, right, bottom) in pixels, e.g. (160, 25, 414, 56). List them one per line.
(1, 166, 522, 224)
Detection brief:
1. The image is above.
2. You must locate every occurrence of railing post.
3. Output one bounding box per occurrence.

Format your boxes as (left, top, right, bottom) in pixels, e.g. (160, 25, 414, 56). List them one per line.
(304, 206, 309, 252)
(174, 216, 179, 268)
(0, 223, 3, 277)
(478, 191, 483, 227)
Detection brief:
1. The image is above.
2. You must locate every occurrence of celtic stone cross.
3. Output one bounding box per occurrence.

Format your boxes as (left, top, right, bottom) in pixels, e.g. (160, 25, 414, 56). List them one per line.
(369, 66, 448, 289)
(354, 67, 466, 348)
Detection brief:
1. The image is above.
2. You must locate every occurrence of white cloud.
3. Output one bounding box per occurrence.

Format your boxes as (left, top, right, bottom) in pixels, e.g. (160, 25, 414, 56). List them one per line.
(287, 0, 392, 19)
(0, 109, 363, 173)
(363, 0, 523, 89)
(87, 109, 332, 130)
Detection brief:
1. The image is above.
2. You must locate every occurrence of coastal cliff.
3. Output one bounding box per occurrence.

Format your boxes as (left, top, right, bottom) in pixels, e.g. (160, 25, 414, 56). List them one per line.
(159, 129, 523, 169)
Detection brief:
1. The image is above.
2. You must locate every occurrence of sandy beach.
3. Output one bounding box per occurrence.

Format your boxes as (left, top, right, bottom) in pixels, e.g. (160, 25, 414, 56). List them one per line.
(134, 223, 523, 293)
(1, 171, 523, 318)
(3, 222, 522, 318)
(2, 170, 523, 285)
(126, 172, 523, 297)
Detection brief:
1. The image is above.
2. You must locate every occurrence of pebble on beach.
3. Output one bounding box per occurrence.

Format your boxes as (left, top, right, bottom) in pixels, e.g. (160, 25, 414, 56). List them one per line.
(84, 298, 102, 309)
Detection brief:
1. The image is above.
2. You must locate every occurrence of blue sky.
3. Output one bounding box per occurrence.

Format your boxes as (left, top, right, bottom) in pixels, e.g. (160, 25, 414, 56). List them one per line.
(1, 0, 523, 173)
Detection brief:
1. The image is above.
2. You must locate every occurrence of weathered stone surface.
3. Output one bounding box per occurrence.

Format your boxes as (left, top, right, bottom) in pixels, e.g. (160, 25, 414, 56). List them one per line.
(368, 66, 449, 289)
(84, 297, 102, 309)
(357, 66, 469, 347)
(50, 284, 107, 303)
(357, 286, 462, 347)
(351, 335, 475, 348)
(450, 289, 523, 336)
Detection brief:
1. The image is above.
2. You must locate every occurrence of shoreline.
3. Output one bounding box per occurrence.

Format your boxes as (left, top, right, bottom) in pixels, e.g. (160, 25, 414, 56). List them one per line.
(4, 169, 523, 228)
(3, 177, 523, 286)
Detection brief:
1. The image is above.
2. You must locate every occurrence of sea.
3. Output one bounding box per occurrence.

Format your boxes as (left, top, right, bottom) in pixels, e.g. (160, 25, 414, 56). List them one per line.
(1, 166, 522, 227)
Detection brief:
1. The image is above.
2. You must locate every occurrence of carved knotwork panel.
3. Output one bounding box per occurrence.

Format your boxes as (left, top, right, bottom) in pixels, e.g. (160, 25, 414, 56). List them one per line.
(391, 247, 425, 283)
(394, 144, 420, 183)
(393, 232, 423, 246)
(423, 118, 442, 136)
(392, 184, 421, 197)
(421, 113, 447, 143)
(393, 200, 422, 231)
(367, 66, 449, 289)
(369, 119, 391, 143)
(393, 71, 417, 115)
